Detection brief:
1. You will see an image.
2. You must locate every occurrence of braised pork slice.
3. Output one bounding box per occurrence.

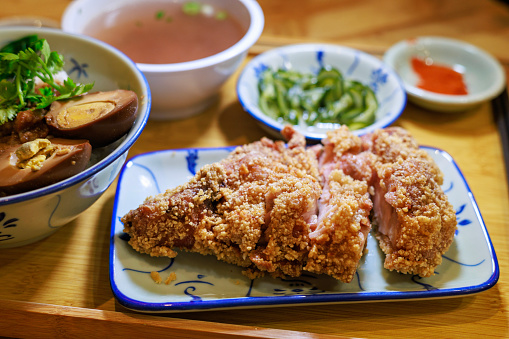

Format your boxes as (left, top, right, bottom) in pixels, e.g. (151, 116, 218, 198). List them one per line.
(362, 127, 457, 277)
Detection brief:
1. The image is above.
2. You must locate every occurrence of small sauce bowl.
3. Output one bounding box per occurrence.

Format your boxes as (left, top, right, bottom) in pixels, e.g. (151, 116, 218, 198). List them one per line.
(384, 36, 506, 112)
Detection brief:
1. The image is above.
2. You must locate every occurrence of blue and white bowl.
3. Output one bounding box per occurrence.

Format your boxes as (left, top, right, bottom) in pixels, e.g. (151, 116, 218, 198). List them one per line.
(0, 27, 151, 248)
(237, 43, 407, 141)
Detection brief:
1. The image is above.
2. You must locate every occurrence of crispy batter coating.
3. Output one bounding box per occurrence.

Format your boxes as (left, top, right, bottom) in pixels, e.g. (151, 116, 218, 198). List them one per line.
(122, 127, 322, 279)
(362, 127, 443, 184)
(363, 127, 457, 277)
(305, 169, 372, 282)
(304, 126, 373, 282)
(122, 125, 457, 282)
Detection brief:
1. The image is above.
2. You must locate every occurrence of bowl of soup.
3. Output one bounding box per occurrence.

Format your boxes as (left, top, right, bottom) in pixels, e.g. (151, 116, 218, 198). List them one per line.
(62, 0, 264, 120)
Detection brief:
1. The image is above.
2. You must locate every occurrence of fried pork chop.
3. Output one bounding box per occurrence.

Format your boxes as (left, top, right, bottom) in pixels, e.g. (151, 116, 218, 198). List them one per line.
(362, 127, 457, 277)
(122, 126, 324, 279)
(122, 125, 457, 282)
(122, 126, 376, 282)
(305, 126, 373, 282)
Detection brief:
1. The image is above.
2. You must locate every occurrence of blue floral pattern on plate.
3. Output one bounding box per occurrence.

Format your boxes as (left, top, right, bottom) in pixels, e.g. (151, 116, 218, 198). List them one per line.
(110, 147, 498, 313)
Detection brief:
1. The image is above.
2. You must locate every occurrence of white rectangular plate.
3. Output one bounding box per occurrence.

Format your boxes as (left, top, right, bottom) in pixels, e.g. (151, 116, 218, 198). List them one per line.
(110, 146, 499, 313)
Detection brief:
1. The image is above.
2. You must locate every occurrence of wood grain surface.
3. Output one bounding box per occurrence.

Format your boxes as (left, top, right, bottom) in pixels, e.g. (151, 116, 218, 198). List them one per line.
(1, 0, 509, 338)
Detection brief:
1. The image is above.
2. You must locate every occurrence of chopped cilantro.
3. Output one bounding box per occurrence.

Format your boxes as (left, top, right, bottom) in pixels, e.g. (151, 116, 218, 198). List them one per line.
(155, 10, 165, 20)
(0, 35, 94, 125)
(182, 2, 201, 16)
(215, 10, 228, 20)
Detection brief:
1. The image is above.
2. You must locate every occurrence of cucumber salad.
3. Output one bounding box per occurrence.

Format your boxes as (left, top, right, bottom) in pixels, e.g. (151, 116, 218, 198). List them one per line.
(257, 66, 378, 130)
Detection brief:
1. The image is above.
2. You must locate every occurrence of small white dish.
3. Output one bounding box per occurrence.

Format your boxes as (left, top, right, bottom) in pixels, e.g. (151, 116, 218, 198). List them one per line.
(110, 146, 498, 313)
(384, 36, 506, 112)
(237, 43, 407, 141)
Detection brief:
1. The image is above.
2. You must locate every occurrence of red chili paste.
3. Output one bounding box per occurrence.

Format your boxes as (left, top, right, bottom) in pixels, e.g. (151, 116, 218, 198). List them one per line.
(411, 57, 468, 95)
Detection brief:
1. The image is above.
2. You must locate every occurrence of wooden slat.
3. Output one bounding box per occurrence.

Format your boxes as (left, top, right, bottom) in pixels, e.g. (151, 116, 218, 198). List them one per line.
(250, 35, 387, 58)
(1, 0, 509, 338)
(0, 299, 344, 339)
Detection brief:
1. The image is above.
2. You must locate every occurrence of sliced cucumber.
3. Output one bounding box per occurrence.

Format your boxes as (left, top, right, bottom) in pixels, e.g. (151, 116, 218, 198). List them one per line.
(257, 66, 379, 130)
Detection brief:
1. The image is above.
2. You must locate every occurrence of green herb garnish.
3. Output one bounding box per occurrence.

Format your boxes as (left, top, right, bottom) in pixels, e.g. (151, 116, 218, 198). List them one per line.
(215, 10, 227, 20)
(0, 35, 94, 125)
(257, 67, 378, 130)
(155, 10, 165, 20)
(182, 2, 201, 15)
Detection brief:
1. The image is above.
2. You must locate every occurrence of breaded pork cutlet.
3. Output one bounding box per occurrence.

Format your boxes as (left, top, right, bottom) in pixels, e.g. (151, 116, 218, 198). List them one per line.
(305, 126, 374, 282)
(122, 125, 457, 283)
(362, 127, 457, 277)
(122, 126, 377, 283)
(122, 126, 323, 279)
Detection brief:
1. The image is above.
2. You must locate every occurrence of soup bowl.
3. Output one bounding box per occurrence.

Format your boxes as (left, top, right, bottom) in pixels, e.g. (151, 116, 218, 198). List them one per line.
(62, 0, 264, 120)
(0, 27, 151, 248)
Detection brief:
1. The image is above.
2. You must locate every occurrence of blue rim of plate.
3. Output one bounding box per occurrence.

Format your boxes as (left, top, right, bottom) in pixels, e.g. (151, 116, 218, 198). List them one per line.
(110, 146, 499, 313)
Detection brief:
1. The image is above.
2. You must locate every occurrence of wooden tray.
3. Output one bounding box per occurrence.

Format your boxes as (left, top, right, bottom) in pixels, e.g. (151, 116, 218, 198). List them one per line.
(1, 43, 508, 338)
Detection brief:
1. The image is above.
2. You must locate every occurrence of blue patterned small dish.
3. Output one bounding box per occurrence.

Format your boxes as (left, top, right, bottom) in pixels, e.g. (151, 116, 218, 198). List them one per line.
(237, 43, 407, 141)
(110, 146, 498, 313)
(0, 27, 151, 248)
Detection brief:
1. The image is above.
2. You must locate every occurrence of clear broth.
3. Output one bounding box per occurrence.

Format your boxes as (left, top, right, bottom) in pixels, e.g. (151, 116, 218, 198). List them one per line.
(85, 2, 246, 64)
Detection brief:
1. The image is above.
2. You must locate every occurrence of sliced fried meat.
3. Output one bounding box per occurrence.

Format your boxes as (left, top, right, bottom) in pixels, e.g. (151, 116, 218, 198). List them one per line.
(362, 127, 457, 277)
(122, 125, 457, 283)
(122, 126, 323, 279)
(305, 126, 373, 282)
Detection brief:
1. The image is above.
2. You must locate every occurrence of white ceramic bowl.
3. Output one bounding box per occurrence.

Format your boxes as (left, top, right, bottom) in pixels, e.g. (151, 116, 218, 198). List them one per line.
(61, 0, 264, 120)
(383, 36, 506, 112)
(0, 27, 151, 248)
(237, 43, 407, 142)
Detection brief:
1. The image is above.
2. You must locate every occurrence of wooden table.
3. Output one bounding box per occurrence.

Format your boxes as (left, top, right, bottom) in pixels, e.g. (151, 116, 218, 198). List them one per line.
(1, 0, 509, 338)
